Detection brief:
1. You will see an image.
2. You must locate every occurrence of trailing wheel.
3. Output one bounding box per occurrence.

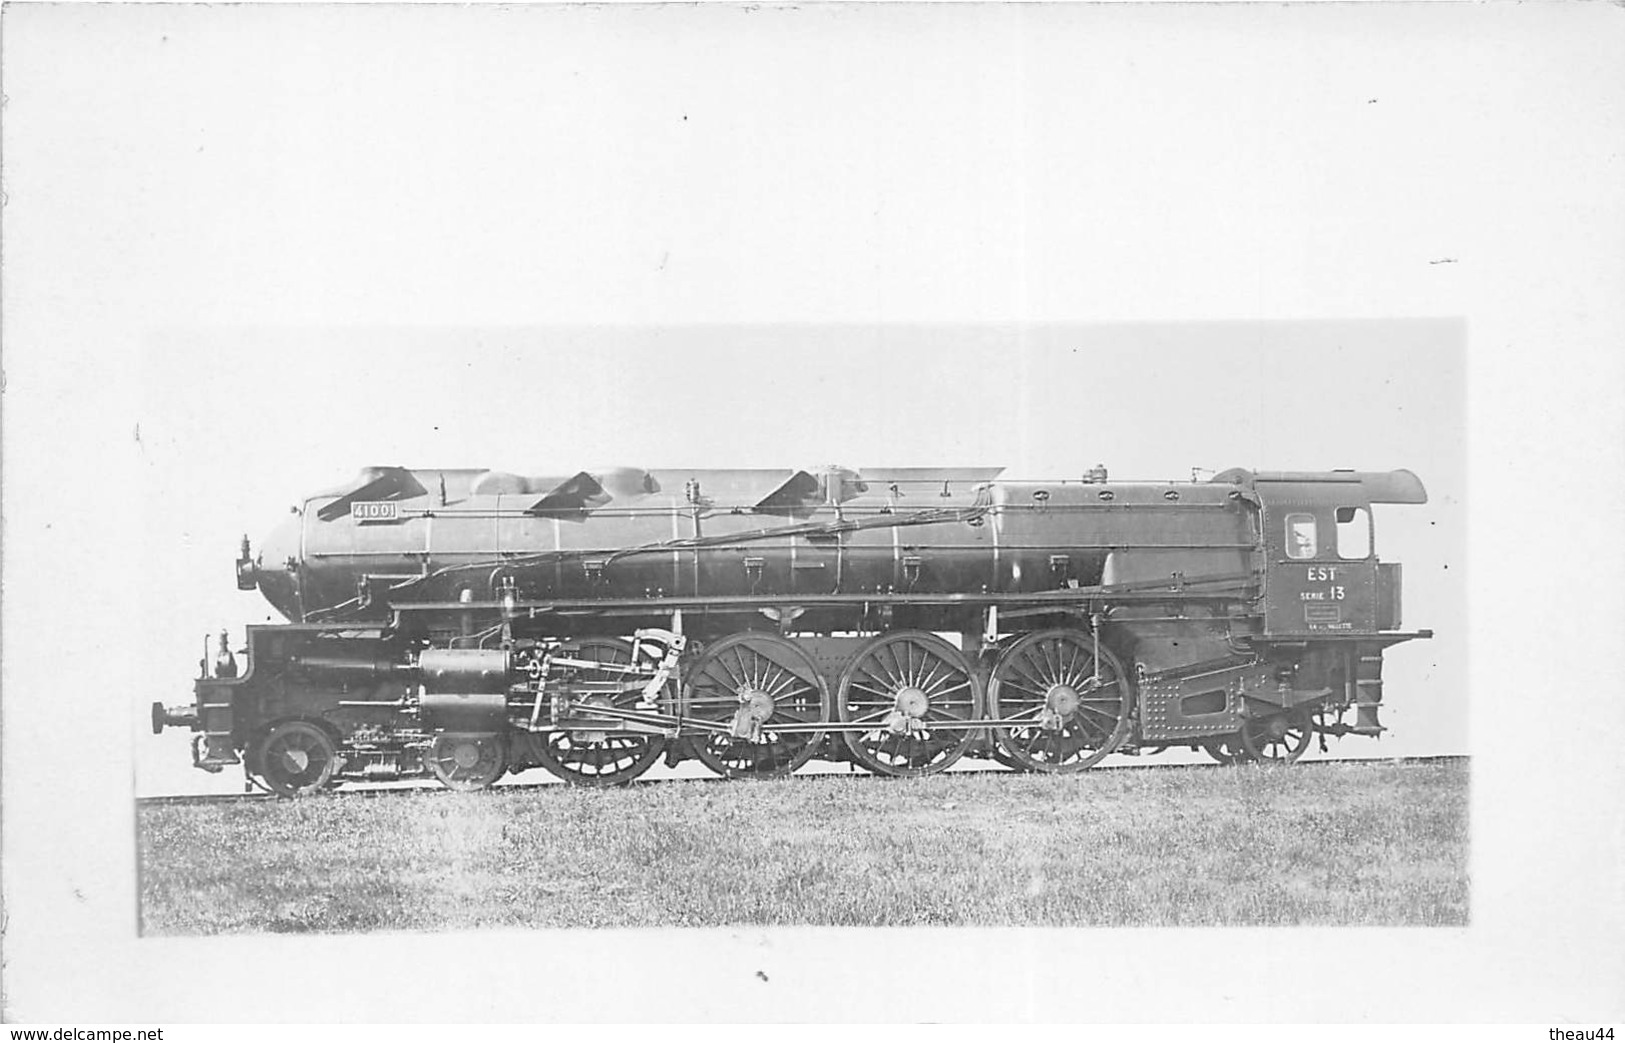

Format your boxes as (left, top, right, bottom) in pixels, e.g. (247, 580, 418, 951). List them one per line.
(683, 632, 831, 778)
(253, 720, 340, 797)
(1201, 737, 1243, 765)
(987, 629, 1131, 773)
(836, 630, 980, 777)
(1237, 707, 1314, 764)
(426, 732, 506, 791)
(533, 638, 667, 786)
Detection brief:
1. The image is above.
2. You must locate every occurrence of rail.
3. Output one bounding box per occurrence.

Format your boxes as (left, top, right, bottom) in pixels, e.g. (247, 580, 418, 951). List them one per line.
(135, 754, 1471, 806)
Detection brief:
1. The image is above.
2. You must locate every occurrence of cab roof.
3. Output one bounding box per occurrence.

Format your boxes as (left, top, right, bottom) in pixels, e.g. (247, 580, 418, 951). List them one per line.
(1211, 468, 1427, 505)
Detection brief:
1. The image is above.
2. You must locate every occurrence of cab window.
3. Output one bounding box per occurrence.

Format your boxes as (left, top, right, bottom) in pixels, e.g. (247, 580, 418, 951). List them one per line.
(1285, 513, 1318, 559)
(1336, 505, 1372, 559)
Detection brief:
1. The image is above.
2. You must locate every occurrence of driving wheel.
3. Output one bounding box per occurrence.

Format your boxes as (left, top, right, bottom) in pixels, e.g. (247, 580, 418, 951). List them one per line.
(533, 638, 668, 785)
(987, 629, 1131, 773)
(836, 630, 980, 777)
(683, 632, 831, 778)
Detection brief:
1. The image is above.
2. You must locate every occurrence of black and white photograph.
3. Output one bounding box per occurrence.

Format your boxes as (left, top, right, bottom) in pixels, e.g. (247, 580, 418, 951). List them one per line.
(129, 322, 1467, 936)
(2, 0, 1622, 1027)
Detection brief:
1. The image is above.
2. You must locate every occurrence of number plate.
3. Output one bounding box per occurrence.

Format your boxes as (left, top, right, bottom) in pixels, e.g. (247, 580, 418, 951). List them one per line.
(352, 501, 400, 523)
(1304, 604, 1343, 624)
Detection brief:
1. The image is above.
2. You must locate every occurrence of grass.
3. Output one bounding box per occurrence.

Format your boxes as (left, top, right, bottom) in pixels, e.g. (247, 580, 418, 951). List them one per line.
(137, 759, 1468, 934)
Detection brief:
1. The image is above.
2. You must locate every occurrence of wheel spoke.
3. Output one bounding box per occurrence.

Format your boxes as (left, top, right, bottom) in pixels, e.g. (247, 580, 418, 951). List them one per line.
(716, 652, 745, 691)
(1061, 642, 1082, 686)
(847, 678, 896, 701)
(732, 647, 755, 691)
(891, 643, 914, 690)
(686, 694, 743, 708)
(1039, 642, 1061, 688)
(1012, 654, 1046, 691)
(766, 673, 806, 700)
(999, 676, 1049, 701)
(860, 652, 889, 693)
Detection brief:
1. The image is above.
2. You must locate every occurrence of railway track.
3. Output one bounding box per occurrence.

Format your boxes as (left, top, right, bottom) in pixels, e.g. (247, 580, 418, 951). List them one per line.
(136, 752, 1469, 808)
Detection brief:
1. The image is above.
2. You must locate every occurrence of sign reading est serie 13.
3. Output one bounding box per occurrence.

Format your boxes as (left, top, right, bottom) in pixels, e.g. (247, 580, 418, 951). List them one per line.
(1274, 561, 1377, 633)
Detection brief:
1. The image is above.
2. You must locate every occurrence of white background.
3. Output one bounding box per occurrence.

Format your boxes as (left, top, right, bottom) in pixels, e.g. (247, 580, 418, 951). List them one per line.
(4, 1, 1622, 1023)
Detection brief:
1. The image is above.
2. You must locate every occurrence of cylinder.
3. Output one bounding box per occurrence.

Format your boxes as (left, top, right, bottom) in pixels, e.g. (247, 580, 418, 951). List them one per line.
(418, 649, 510, 693)
(419, 691, 509, 728)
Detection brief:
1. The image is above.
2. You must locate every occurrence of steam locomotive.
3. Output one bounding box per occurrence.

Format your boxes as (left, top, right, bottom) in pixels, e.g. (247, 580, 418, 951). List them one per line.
(152, 463, 1432, 794)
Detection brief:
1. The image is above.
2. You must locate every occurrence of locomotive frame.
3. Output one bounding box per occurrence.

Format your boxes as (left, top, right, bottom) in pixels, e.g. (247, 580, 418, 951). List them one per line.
(153, 463, 1432, 794)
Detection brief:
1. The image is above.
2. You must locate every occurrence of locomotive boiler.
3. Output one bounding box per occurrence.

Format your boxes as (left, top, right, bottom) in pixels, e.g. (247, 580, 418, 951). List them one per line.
(152, 463, 1433, 794)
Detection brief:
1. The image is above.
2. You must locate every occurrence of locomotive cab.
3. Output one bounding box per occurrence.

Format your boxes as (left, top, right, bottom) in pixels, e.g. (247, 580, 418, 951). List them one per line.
(1204, 468, 1432, 743)
(1229, 468, 1426, 638)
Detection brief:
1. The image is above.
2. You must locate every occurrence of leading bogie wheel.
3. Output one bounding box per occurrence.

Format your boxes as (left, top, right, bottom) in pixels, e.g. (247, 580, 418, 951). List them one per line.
(683, 631, 831, 779)
(987, 629, 1131, 773)
(426, 732, 507, 791)
(532, 637, 667, 786)
(836, 630, 980, 777)
(1237, 707, 1314, 764)
(254, 720, 340, 797)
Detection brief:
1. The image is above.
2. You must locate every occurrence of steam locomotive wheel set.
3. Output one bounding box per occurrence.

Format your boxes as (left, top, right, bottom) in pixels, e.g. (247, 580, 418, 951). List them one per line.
(154, 463, 1432, 795)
